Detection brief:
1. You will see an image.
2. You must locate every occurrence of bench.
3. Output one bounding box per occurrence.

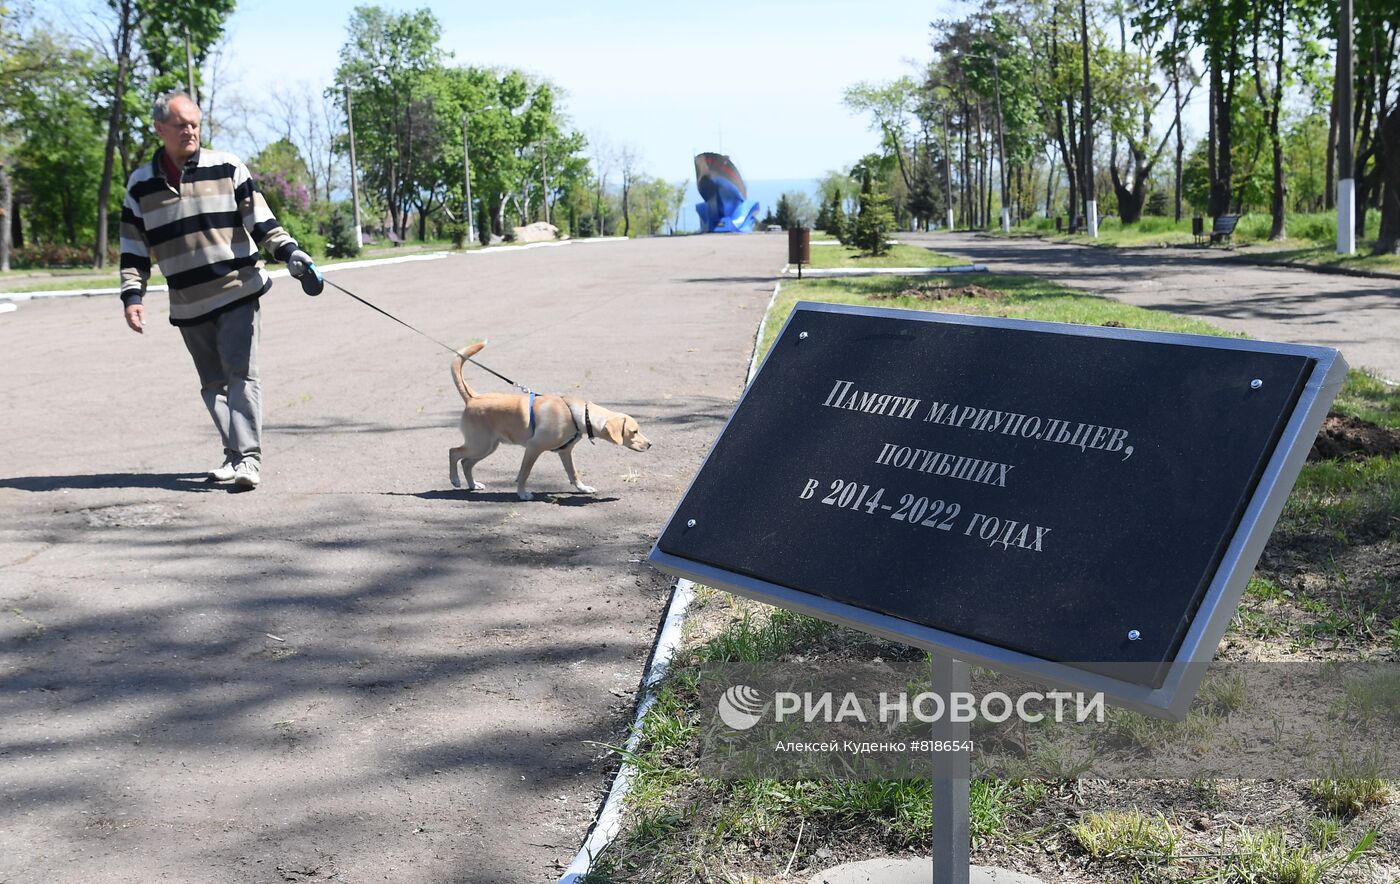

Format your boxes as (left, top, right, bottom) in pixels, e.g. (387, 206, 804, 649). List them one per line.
(1201, 214, 1240, 246)
(386, 229, 405, 247)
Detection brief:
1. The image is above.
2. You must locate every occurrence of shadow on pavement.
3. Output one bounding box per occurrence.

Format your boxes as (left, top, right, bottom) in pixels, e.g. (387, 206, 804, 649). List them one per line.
(389, 489, 620, 506)
(0, 472, 221, 493)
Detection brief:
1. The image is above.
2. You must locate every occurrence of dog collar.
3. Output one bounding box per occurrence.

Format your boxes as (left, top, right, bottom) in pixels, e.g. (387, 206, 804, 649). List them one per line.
(584, 402, 596, 444)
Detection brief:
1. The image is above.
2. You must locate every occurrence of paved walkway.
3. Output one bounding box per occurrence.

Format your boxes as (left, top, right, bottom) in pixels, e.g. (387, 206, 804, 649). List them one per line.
(0, 234, 782, 883)
(911, 232, 1400, 382)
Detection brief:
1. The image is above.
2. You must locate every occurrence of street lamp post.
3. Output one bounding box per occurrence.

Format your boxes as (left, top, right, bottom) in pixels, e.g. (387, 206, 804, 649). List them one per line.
(344, 82, 363, 246)
(463, 105, 495, 245)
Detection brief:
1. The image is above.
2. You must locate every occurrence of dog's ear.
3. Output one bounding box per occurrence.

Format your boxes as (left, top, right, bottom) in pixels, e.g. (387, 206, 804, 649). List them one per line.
(601, 415, 626, 445)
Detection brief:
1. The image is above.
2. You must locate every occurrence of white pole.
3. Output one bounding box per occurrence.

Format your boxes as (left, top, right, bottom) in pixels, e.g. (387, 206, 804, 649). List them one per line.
(464, 111, 474, 242)
(1337, 180, 1356, 254)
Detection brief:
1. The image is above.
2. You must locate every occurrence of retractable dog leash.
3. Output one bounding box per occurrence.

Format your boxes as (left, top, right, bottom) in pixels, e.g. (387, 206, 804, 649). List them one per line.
(316, 273, 537, 395)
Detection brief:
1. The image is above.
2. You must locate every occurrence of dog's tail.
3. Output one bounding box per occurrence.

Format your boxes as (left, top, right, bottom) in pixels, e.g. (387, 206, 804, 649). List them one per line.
(452, 340, 488, 402)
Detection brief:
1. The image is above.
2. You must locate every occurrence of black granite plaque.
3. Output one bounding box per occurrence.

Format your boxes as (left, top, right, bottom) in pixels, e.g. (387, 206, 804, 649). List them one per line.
(657, 305, 1324, 689)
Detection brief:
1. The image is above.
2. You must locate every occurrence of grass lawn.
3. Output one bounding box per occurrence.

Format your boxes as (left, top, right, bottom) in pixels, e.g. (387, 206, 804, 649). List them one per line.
(985, 210, 1400, 276)
(800, 242, 964, 270)
(583, 273, 1400, 884)
(1240, 244, 1400, 275)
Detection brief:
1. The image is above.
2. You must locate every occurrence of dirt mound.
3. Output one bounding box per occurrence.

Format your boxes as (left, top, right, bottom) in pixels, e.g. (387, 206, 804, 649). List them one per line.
(1308, 413, 1400, 461)
(874, 281, 1004, 301)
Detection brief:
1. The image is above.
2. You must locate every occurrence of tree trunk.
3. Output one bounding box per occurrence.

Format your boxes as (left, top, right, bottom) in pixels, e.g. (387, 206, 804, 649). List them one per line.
(1258, 2, 1287, 241)
(1325, 91, 1337, 211)
(0, 164, 11, 272)
(1374, 104, 1400, 254)
(1173, 68, 1184, 221)
(620, 178, 631, 237)
(94, 0, 136, 269)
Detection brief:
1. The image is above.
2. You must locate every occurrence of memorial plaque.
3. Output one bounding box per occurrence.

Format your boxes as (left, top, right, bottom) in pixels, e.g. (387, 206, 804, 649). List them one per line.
(650, 303, 1346, 717)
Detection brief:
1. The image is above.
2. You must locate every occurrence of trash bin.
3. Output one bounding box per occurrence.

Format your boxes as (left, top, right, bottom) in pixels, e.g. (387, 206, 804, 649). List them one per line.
(788, 227, 811, 265)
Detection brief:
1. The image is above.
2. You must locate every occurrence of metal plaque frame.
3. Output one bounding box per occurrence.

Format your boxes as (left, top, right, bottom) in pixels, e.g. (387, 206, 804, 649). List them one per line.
(649, 302, 1347, 719)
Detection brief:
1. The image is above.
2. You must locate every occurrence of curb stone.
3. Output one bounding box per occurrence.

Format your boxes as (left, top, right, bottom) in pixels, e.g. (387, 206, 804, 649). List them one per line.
(557, 276, 784, 882)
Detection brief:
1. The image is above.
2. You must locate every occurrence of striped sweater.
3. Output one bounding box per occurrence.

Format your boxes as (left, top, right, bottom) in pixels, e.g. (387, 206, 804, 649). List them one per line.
(120, 147, 300, 326)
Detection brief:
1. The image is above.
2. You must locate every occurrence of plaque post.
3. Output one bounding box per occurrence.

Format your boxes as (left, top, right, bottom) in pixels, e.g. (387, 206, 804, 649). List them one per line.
(931, 654, 970, 884)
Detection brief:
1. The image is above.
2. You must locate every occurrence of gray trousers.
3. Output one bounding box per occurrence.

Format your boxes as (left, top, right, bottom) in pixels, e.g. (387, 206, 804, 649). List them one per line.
(178, 299, 261, 466)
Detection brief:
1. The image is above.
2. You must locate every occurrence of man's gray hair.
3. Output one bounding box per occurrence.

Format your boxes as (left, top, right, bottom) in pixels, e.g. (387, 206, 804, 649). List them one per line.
(153, 91, 195, 123)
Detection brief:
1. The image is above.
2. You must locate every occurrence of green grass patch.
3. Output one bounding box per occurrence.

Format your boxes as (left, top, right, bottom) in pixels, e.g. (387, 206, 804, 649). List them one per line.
(997, 210, 1400, 274)
(1280, 455, 1400, 545)
(1310, 754, 1392, 818)
(584, 602, 1044, 882)
(1224, 825, 1376, 883)
(1069, 809, 1178, 864)
(1329, 371, 1400, 429)
(762, 272, 1233, 359)
(692, 608, 835, 664)
(801, 242, 963, 270)
(1240, 244, 1400, 275)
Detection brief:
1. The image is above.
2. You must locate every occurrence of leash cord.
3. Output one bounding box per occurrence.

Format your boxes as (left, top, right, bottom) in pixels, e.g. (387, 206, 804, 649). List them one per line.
(322, 277, 534, 394)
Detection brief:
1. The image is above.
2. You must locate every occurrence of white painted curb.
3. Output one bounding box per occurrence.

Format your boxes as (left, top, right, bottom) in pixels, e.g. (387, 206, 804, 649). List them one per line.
(558, 276, 784, 882)
(0, 238, 637, 302)
(0, 251, 452, 302)
(781, 265, 987, 277)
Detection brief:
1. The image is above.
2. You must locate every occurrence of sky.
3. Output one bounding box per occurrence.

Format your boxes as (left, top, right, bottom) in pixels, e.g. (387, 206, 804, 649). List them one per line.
(210, 0, 961, 183)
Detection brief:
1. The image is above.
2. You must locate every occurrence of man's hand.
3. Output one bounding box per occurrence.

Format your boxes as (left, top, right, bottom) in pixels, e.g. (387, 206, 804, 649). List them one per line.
(286, 249, 314, 279)
(124, 304, 146, 334)
(286, 248, 323, 296)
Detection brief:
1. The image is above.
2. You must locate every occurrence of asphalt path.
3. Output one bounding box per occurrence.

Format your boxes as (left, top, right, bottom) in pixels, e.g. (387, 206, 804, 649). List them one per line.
(911, 232, 1400, 382)
(0, 235, 782, 882)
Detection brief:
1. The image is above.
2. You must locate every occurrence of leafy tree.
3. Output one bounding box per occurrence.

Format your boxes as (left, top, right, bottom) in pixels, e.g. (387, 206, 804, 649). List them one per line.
(11, 32, 103, 248)
(248, 138, 312, 220)
(333, 6, 445, 240)
(91, 0, 236, 267)
(829, 190, 848, 242)
(853, 169, 893, 255)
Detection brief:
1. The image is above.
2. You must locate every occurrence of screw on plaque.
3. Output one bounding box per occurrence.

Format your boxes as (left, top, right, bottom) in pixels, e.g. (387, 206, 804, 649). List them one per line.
(1250, 379, 1263, 390)
(1127, 629, 1142, 642)
(686, 519, 697, 528)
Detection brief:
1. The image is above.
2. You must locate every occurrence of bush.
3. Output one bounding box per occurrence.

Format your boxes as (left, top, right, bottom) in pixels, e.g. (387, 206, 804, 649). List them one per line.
(444, 221, 469, 249)
(1145, 191, 1169, 216)
(279, 212, 326, 259)
(1134, 216, 1186, 234)
(323, 204, 361, 259)
(10, 243, 104, 269)
(854, 189, 895, 255)
(830, 199, 850, 246)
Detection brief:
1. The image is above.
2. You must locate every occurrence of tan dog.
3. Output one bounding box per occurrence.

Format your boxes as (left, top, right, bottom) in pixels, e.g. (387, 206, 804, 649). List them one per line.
(449, 342, 652, 500)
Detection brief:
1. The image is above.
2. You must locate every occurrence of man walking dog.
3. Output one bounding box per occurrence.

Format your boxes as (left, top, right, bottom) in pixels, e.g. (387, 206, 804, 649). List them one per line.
(120, 90, 322, 489)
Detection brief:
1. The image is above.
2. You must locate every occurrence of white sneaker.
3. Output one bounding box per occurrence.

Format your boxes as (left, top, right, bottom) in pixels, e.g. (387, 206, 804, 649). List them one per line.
(233, 461, 261, 488)
(208, 460, 237, 482)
